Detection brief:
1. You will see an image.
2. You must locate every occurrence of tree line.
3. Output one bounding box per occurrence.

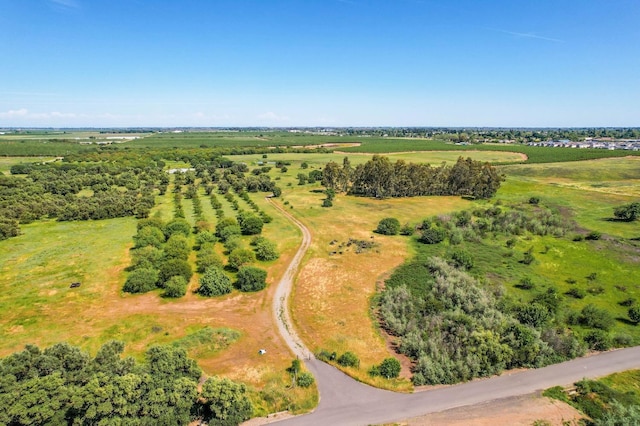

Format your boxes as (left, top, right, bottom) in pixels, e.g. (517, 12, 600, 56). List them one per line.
(321, 156, 503, 199)
(0, 341, 253, 425)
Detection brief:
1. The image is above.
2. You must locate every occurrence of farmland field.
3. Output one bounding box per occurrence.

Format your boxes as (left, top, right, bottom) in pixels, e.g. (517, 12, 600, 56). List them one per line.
(1, 131, 639, 414)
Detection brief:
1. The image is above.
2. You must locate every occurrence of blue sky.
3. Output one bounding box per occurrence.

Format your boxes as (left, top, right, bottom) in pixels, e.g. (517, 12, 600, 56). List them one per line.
(1, 0, 638, 127)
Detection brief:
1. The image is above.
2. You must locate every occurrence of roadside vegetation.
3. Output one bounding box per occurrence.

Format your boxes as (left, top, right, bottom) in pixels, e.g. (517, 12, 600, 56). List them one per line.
(544, 370, 640, 425)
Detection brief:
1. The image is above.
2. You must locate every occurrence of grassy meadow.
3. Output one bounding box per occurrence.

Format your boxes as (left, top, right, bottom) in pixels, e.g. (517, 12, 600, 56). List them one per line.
(262, 154, 640, 388)
(1, 134, 639, 401)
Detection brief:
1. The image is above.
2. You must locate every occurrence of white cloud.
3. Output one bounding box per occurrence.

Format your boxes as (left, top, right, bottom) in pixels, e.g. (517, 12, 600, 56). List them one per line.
(0, 108, 29, 118)
(257, 111, 290, 123)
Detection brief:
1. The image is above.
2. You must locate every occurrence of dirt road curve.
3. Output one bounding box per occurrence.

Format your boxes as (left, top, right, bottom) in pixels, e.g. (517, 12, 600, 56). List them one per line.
(266, 197, 314, 360)
(267, 197, 640, 426)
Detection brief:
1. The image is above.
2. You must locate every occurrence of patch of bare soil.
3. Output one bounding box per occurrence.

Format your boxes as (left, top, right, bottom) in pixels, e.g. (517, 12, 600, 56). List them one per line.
(399, 393, 582, 426)
(240, 411, 294, 425)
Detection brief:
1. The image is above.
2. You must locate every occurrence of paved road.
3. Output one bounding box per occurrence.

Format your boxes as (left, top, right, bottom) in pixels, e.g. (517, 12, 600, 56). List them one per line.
(276, 347, 640, 425)
(267, 196, 640, 425)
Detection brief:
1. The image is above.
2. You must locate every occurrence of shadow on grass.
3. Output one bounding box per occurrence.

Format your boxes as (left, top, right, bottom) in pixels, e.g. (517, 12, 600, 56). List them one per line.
(616, 317, 638, 326)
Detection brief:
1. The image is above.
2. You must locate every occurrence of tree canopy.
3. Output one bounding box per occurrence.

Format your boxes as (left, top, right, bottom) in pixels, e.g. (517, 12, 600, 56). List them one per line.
(0, 341, 254, 425)
(322, 155, 503, 199)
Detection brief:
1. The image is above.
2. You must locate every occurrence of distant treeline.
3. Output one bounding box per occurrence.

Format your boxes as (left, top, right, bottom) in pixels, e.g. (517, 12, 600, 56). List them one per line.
(322, 156, 503, 199)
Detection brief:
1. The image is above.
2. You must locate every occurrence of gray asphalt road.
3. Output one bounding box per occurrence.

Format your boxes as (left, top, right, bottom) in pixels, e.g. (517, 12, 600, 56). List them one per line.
(276, 347, 640, 425)
(267, 196, 640, 426)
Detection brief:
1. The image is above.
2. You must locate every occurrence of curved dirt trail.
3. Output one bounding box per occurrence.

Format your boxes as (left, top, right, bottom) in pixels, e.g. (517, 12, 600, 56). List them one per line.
(266, 197, 314, 360)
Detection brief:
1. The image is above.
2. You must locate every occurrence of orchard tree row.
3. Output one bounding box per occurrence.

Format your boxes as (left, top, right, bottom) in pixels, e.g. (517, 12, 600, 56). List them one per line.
(124, 172, 279, 298)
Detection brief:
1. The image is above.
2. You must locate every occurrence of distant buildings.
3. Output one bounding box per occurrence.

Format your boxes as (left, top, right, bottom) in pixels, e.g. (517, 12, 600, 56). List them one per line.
(528, 138, 640, 151)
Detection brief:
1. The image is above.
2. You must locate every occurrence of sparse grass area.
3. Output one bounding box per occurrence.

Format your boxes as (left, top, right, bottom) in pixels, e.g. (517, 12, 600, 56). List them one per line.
(229, 150, 525, 168)
(0, 171, 312, 410)
(498, 158, 640, 238)
(276, 181, 472, 390)
(275, 156, 639, 387)
(0, 156, 57, 174)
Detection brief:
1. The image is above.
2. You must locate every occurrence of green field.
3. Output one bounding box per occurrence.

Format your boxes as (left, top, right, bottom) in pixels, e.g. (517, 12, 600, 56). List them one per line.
(0, 156, 57, 174)
(229, 150, 525, 168)
(1, 134, 639, 414)
(2, 130, 639, 166)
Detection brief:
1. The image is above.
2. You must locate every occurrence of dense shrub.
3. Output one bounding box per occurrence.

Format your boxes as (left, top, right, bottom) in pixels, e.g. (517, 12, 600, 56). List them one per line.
(219, 225, 242, 242)
(585, 231, 602, 240)
(613, 202, 640, 221)
(254, 238, 279, 261)
(399, 223, 414, 236)
(296, 372, 315, 388)
(123, 267, 159, 293)
(197, 267, 232, 297)
(163, 275, 188, 298)
(215, 217, 239, 238)
(516, 277, 535, 290)
(377, 357, 401, 379)
(130, 245, 164, 270)
(237, 211, 263, 235)
(376, 217, 401, 235)
(449, 248, 474, 270)
(236, 266, 267, 292)
(337, 352, 360, 368)
(223, 235, 243, 253)
(201, 376, 253, 425)
(565, 288, 586, 299)
(419, 227, 447, 244)
(194, 231, 217, 250)
(228, 248, 256, 270)
(629, 306, 640, 324)
(196, 243, 223, 273)
(515, 303, 550, 328)
(163, 235, 191, 260)
(134, 226, 165, 248)
(521, 249, 535, 265)
(163, 218, 191, 238)
(158, 258, 193, 286)
(380, 257, 561, 386)
(579, 304, 615, 330)
(583, 329, 612, 351)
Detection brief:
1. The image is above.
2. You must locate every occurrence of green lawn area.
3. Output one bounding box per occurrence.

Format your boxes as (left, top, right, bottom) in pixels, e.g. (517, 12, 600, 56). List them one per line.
(0, 156, 58, 174)
(0, 217, 137, 354)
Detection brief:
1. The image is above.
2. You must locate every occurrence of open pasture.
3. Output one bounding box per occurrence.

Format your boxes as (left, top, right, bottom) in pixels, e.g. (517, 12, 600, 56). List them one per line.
(272, 181, 473, 389)
(229, 149, 525, 168)
(0, 165, 315, 413)
(0, 156, 57, 174)
(499, 157, 640, 238)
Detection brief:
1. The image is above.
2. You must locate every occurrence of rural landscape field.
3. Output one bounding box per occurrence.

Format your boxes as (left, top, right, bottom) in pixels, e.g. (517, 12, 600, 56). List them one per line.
(3, 0, 640, 424)
(1, 128, 639, 424)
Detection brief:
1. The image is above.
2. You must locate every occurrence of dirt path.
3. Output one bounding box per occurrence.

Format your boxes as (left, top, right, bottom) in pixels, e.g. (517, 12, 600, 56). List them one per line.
(266, 197, 314, 360)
